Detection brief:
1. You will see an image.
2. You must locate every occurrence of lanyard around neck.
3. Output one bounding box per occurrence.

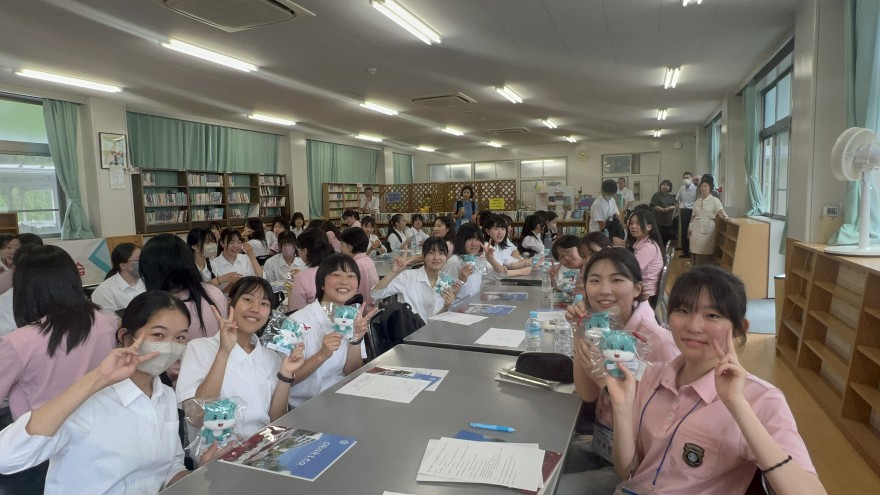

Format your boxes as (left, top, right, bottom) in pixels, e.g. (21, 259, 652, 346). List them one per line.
(632, 386, 703, 490)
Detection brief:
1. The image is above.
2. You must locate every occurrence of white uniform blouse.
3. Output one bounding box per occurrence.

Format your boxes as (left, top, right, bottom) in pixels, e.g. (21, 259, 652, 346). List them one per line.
(0, 376, 186, 495)
(370, 267, 446, 319)
(286, 301, 367, 407)
(262, 253, 299, 283)
(211, 253, 256, 289)
(90, 273, 146, 313)
(386, 229, 405, 252)
(176, 332, 281, 438)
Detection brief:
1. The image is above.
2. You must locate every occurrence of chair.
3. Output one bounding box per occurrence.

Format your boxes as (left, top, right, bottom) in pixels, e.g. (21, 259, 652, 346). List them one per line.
(654, 263, 671, 327)
(664, 239, 676, 264)
(255, 255, 272, 266)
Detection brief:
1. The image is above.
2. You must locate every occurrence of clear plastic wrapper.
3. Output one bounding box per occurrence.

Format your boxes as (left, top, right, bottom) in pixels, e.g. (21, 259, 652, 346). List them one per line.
(330, 303, 360, 339)
(261, 310, 311, 356)
(434, 271, 463, 294)
(583, 308, 652, 380)
(185, 396, 248, 458)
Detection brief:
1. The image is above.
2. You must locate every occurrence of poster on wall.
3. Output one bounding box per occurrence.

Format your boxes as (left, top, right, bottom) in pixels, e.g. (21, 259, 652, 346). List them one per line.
(46, 238, 111, 286)
(99, 132, 129, 169)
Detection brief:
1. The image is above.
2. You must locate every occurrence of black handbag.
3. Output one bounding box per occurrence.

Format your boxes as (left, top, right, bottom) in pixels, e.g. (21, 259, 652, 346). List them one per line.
(514, 352, 574, 383)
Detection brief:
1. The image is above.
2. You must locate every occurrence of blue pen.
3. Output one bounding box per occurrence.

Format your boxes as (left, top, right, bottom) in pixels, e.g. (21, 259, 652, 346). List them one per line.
(470, 422, 515, 433)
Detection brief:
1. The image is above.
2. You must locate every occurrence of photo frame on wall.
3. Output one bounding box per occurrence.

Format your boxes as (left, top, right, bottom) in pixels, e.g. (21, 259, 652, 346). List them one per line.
(601, 154, 632, 175)
(99, 132, 128, 169)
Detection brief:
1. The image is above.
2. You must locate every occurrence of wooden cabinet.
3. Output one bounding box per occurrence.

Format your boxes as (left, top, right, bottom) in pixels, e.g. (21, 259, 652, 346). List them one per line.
(779, 242, 880, 475)
(132, 169, 289, 234)
(0, 212, 18, 236)
(713, 217, 769, 298)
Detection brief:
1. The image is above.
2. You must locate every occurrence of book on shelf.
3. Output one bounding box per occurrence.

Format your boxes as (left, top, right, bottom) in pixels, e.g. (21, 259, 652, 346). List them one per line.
(191, 207, 224, 221)
(187, 173, 222, 187)
(226, 176, 251, 187)
(260, 197, 286, 207)
(141, 172, 157, 186)
(227, 192, 251, 203)
(258, 176, 286, 186)
(143, 192, 187, 206)
(190, 192, 223, 205)
(221, 425, 356, 482)
(260, 187, 286, 196)
(145, 209, 187, 225)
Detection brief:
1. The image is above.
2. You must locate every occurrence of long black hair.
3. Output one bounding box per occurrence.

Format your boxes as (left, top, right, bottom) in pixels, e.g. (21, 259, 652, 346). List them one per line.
(228, 276, 276, 328)
(482, 213, 512, 250)
(218, 228, 243, 256)
(388, 214, 405, 243)
(433, 215, 455, 244)
(118, 290, 190, 345)
(296, 228, 334, 268)
(625, 209, 664, 253)
(105, 242, 139, 280)
(13, 245, 99, 357)
(139, 234, 221, 334)
(452, 223, 483, 256)
(669, 266, 748, 347)
(290, 211, 305, 230)
(245, 217, 267, 249)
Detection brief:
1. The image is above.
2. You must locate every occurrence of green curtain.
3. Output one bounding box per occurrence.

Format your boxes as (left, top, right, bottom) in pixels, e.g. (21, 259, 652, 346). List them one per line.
(126, 112, 279, 173)
(393, 152, 414, 184)
(743, 82, 764, 216)
(42, 99, 94, 239)
(830, 0, 880, 245)
(305, 140, 379, 217)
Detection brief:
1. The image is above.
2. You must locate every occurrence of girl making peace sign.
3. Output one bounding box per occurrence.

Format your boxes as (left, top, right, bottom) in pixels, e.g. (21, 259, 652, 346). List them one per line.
(602, 266, 825, 495)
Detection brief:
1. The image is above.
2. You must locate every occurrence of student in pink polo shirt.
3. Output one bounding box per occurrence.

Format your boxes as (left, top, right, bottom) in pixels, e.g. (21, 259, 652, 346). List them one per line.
(287, 228, 335, 312)
(338, 227, 379, 311)
(624, 208, 664, 308)
(603, 266, 824, 495)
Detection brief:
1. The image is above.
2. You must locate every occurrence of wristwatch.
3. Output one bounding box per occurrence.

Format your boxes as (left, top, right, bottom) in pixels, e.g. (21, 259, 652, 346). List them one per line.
(348, 335, 365, 345)
(276, 371, 296, 384)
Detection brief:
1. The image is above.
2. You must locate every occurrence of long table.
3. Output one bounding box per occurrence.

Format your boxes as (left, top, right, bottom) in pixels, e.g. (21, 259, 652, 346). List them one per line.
(159, 344, 581, 494)
(403, 285, 566, 356)
(499, 271, 542, 286)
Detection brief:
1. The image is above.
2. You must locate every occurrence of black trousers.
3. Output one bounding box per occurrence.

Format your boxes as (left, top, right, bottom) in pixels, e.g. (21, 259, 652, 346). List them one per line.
(679, 208, 693, 255)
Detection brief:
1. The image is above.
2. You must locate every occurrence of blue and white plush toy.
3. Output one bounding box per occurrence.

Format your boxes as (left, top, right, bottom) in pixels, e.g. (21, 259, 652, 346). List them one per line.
(434, 272, 462, 294)
(201, 398, 238, 446)
(331, 305, 359, 339)
(601, 330, 641, 379)
(584, 312, 612, 346)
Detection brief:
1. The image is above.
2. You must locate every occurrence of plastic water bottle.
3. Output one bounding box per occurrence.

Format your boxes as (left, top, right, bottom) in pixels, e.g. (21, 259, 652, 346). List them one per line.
(411, 236, 421, 257)
(554, 318, 573, 356)
(526, 311, 542, 351)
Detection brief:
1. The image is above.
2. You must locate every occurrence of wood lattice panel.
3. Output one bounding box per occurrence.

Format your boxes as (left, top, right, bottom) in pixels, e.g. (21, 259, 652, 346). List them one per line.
(378, 184, 411, 213)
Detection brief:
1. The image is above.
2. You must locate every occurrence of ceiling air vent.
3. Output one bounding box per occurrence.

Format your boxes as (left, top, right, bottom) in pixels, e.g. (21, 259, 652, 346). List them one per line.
(163, 0, 315, 32)
(409, 92, 476, 107)
(489, 127, 531, 136)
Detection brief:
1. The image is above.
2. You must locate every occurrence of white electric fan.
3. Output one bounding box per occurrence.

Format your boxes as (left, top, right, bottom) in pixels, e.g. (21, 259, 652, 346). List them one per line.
(826, 127, 880, 256)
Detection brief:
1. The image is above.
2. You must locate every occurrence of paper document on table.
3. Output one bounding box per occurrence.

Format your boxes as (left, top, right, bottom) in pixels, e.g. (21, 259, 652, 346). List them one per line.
(336, 373, 430, 403)
(475, 328, 525, 348)
(535, 311, 566, 322)
(416, 437, 545, 491)
(371, 366, 449, 391)
(427, 312, 487, 325)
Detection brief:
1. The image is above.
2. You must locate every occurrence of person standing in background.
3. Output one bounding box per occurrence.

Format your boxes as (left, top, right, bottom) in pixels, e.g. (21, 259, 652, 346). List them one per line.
(675, 171, 697, 258)
(588, 180, 620, 233)
(452, 186, 478, 229)
(616, 177, 634, 213)
(359, 186, 379, 215)
(650, 180, 677, 248)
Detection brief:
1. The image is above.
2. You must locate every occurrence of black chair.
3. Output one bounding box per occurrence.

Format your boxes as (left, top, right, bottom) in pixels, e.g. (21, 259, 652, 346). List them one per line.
(255, 255, 272, 266)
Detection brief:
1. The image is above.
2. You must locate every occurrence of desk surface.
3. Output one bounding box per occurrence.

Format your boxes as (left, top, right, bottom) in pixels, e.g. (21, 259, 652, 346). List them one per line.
(159, 344, 580, 495)
(403, 285, 565, 355)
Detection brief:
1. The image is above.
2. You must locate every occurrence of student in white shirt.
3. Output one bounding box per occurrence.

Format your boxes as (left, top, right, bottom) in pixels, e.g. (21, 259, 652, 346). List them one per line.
(432, 216, 457, 255)
(91, 243, 146, 314)
(243, 218, 273, 257)
(187, 228, 223, 287)
(549, 235, 584, 291)
(483, 214, 532, 275)
(589, 179, 621, 232)
(441, 223, 505, 308)
(268, 216, 289, 253)
(286, 254, 375, 407)
(518, 214, 545, 257)
(0, 234, 18, 273)
(371, 237, 457, 319)
(359, 186, 379, 214)
(361, 216, 388, 258)
(400, 214, 430, 252)
(176, 277, 305, 439)
(386, 214, 407, 253)
(213, 229, 263, 292)
(0, 290, 211, 495)
(616, 177, 635, 212)
(290, 212, 306, 237)
(675, 171, 698, 258)
(263, 231, 304, 283)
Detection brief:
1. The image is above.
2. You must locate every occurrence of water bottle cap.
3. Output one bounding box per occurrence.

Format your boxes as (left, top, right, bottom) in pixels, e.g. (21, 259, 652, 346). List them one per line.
(574, 294, 584, 301)
(530, 311, 538, 318)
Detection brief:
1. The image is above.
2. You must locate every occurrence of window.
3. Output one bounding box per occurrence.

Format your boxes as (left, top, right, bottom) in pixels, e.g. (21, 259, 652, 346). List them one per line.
(0, 97, 64, 236)
(707, 113, 722, 179)
(758, 56, 792, 219)
(428, 158, 567, 210)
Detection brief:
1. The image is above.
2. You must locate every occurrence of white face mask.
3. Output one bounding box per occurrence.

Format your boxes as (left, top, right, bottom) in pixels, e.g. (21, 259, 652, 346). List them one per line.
(137, 340, 187, 376)
(128, 261, 140, 278)
(282, 245, 296, 258)
(683, 178, 692, 187)
(202, 243, 218, 259)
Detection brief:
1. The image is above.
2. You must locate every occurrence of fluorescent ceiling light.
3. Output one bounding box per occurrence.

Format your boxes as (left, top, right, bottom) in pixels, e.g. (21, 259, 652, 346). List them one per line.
(541, 119, 558, 129)
(416, 146, 435, 152)
(663, 67, 681, 89)
(682, 0, 703, 6)
(486, 141, 502, 148)
(653, 130, 662, 138)
(565, 136, 577, 143)
(370, 0, 441, 45)
(248, 114, 296, 126)
(442, 127, 464, 136)
(355, 134, 383, 142)
(15, 69, 121, 93)
(162, 39, 258, 72)
(495, 86, 523, 104)
(657, 108, 668, 120)
(360, 101, 398, 116)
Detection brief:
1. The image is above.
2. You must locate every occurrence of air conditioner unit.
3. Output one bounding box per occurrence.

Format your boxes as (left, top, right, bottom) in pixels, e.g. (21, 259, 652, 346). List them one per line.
(163, 0, 314, 32)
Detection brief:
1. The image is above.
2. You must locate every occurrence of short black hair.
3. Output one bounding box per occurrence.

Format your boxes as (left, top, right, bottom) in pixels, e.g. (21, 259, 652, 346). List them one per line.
(461, 185, 474, 197)
(601, 179, 618, 195)
(660, 179, 674, 190)
(187, 228, 215, 252)
(422, 236, 449, 257)
(340, 227, 369, 254)
(683, 171, 693, 177)
(271, 216, 290, 230)
(361, 215, 376, 228)
(433, 216, 455, 243)
(295, 228, 334, 268)
(228, 276, 277, 315)
(277, 231, 297, 248)
(314, 253, 361, 302)
(106, 242, 139, 280)
(668, 266, 748, 347)
(582, 247, 646, 302)
(364, 186, 373, 192)
(551, 235, 580, 260)
(16, 233, 42, 248)
(342, 209, 360, 220)
(581, 232, 613, 250)
(291, 211, 305, 226)
(119, 290, 190, 345)
(218, 228, 244, 255)
(453, 223, 483, 255)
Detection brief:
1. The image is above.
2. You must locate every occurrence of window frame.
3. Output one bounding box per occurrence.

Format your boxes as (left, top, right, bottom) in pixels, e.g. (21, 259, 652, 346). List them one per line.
(757, 64, 792, 220)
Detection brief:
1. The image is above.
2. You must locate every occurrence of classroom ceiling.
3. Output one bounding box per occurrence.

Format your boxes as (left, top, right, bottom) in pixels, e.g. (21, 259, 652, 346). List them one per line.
(0, 0, 800, 152)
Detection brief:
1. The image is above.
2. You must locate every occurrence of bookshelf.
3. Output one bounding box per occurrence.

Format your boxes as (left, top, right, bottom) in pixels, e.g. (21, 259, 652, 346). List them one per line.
(778, 241, 880, 475)
(132, 169, 289, 234)
(0, 212, 18, 236)
(712, 217, 769, 298)
(322, 182, 380, 222)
